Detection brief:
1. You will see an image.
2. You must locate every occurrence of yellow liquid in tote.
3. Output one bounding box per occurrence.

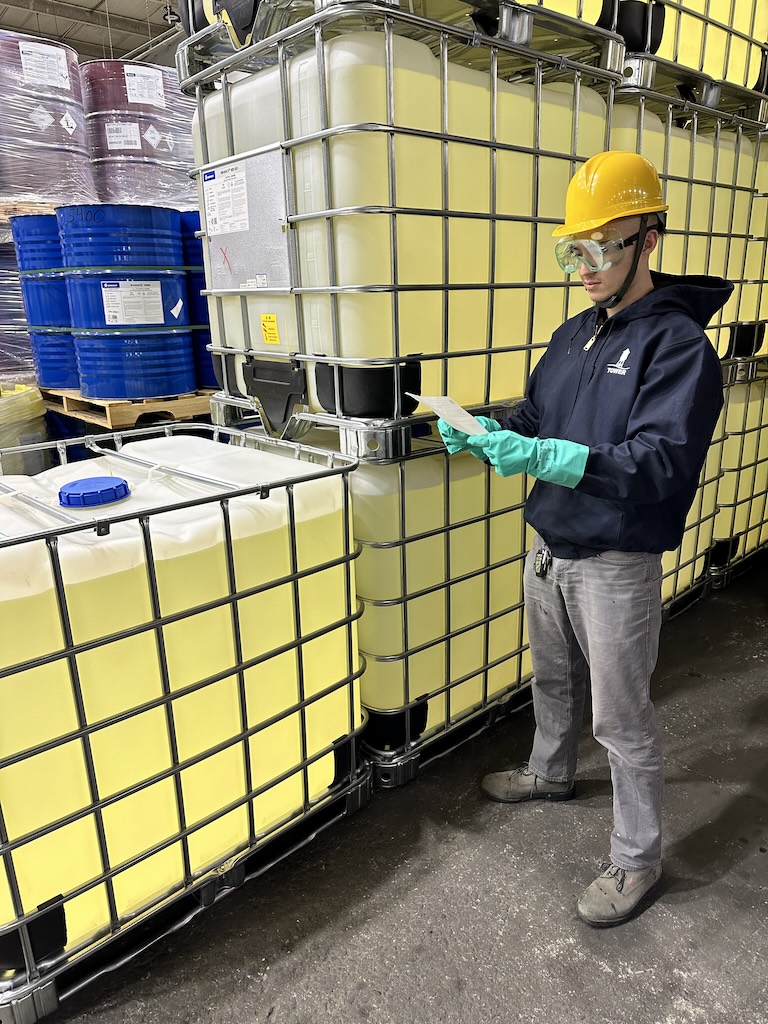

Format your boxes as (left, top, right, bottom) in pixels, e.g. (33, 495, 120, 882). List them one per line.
(351, 447, 527, 740)
(657, 1, 706, 74)
(715, 379, 767, 553)
(731, 3, 768, 89)
(608, 106, 692, 274)
(498, 80, 606, 355)
(0, 437, 357, 957)
(661, 409, 724, 604)
(743, 138, 768, 328)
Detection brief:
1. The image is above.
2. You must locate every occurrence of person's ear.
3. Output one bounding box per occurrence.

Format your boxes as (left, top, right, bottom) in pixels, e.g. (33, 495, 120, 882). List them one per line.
(643, 229, 659, 256)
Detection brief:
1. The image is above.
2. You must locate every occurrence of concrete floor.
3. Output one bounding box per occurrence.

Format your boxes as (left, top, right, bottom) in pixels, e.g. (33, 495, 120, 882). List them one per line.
(54, 560, 767, 1024)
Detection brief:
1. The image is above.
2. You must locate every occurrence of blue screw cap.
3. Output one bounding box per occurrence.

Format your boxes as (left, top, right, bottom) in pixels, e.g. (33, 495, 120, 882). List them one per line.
(59, 476, 131, 508)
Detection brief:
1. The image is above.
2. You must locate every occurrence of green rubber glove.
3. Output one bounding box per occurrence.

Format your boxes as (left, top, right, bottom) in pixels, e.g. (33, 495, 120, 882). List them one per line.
(437, 416, 501, 455)
(466, 430, 589, 487)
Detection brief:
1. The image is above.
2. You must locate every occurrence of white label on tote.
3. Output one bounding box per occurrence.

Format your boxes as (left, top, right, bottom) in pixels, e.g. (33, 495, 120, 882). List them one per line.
(20, 42, 70, 90)
(105, 121, 142, 151)
(30, 105, 54, 131)
(124, 66, 165, 107)
(101, 281, 164, 325)
(202, 165, 249, 235)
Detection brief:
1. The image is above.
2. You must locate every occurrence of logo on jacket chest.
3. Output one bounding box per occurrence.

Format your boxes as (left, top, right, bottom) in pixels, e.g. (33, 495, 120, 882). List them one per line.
(606, 348, 631, 376)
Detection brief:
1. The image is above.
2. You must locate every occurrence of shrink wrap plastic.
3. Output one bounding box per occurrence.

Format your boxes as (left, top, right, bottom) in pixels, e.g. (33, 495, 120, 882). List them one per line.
(0, 241, 34, 385)
(81, 61, 197, 211)
(0, 29, 97, 207)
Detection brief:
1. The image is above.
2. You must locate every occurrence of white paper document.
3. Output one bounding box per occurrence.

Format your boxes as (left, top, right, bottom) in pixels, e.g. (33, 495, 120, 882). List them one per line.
(407, 394, 487, 435)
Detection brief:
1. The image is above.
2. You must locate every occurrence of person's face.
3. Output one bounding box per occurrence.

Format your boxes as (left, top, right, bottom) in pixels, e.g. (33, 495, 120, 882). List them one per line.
(555, 215, 658, 309)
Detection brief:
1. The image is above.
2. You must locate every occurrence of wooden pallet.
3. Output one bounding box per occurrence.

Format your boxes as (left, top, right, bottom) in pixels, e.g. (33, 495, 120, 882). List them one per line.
(40, 388, 213, 430)
(0, 201, 57, 229)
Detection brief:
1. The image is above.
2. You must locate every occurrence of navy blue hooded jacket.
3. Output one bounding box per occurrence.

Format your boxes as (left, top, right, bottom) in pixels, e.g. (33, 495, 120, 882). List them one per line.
(500, 271, 732, 557)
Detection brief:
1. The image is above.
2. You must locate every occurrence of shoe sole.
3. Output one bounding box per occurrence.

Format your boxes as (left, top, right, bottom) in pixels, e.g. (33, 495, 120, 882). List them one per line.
(481, 786, 576, 804)
(576, 875, 663, 929)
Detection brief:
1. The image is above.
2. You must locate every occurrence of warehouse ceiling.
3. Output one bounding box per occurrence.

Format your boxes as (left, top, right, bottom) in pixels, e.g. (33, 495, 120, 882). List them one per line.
(0, 0, 188, 66)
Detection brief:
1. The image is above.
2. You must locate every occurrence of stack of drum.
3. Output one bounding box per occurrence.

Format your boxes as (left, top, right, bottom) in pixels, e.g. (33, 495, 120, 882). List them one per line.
(12, 205, 198, 400)
(57, 204, 196, 399)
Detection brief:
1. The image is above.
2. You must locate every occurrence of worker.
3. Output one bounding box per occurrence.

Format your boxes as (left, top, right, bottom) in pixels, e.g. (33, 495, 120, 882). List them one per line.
(438, 151, 731, 927)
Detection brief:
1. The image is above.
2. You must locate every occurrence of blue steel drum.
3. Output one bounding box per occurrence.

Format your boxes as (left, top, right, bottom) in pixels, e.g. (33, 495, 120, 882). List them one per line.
(65, 269, 189, 330)
(56, 204, 184, 267)
(28, 329, 79, 389)
(10, 215, 64, 271)
(73, 327, 196, 399)
(185, 269, 209, 326)
(192, 328, 218, 389)
(179, 210, 203, 267)
(18, 271, 71, 328)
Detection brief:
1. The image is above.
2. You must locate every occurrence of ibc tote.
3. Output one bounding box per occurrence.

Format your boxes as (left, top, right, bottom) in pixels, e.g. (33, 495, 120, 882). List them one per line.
(0, 425, 363, 984)
(190, 14, 613, 423)
(296, 425, 533, 778)
(714, 363, 768, 564)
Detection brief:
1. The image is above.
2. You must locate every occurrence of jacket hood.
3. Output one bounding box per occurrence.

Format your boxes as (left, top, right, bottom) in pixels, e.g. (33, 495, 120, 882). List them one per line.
(609, 271, 734, 329)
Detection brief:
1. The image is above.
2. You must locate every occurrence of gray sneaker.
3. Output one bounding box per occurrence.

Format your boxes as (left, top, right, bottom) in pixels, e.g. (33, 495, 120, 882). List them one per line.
(480, 764, 575, 803)
(577, 863, 663, 928)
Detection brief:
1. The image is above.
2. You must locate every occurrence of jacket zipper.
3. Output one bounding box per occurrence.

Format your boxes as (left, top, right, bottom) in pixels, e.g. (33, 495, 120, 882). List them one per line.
(587, 319, 615, 382)
(562, 317, 612, 431)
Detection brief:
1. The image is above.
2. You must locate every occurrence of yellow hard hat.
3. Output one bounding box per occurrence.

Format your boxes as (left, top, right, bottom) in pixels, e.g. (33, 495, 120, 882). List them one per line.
(552, 151, 668, 237)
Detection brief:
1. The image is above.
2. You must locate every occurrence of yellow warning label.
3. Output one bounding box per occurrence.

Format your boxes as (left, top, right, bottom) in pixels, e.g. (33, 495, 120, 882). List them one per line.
(260, 314, 281, 346)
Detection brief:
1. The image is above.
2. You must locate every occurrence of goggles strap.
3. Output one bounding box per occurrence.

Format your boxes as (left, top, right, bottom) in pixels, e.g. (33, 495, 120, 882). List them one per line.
(597, 216, 649, 310)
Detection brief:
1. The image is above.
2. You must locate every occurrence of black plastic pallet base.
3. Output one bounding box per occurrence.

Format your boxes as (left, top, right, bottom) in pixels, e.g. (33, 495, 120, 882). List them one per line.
(709, 546, 767, 592)
(0, 768, 372, 1024)
(364, 684, 533, 789)
(661, 578, 711, 622)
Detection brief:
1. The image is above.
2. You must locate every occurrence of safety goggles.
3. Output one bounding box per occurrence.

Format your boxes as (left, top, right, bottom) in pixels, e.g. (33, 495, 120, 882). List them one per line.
(554, 228, 642, 274)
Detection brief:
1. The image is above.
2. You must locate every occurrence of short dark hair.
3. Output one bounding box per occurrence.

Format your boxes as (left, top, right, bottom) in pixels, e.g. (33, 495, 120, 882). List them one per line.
(650, 213, 666, 237)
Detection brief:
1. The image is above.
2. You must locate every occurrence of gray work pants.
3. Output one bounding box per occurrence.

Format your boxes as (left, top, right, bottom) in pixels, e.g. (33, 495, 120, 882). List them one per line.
(524, 538, 664, 870)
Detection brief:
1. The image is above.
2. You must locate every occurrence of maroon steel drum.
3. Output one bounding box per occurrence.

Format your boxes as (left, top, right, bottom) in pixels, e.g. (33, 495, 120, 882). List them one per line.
(0, 29, 96, 205)
(81, 60, 197, 210)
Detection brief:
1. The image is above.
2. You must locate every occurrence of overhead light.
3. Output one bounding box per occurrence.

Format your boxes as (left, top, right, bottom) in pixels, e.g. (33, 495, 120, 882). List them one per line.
(162, 4, 181, 24)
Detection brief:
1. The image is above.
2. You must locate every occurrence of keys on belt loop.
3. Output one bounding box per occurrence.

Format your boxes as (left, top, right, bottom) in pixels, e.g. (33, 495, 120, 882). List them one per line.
(534, 546, 552, 578)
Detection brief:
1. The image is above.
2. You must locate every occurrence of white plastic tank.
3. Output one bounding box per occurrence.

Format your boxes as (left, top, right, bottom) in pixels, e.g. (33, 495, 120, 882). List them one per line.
(714, 375, 768, 560)
(661, 414, 723, 604)
(194, 31, 607, 410)
(655, 1, 765, 89)
(344, 441, 531, 739)
(0, 434, 359, 954)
